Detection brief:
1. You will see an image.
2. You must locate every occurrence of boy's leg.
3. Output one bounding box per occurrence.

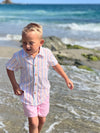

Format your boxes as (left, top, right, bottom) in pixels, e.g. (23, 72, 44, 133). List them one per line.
(28, 117, 39, 133)
(28, 116, 46, 133)
(23, 96, 49, 133)
(37, 97, 49, 132)
(38, 117, 46, 133)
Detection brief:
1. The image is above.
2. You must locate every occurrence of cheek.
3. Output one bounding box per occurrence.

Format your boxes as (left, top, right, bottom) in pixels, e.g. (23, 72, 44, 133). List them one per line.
(32, 45, 40, 50)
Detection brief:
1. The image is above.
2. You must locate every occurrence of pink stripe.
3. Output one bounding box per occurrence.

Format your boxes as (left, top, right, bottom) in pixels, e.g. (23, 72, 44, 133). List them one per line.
(6, 47, 58, 105)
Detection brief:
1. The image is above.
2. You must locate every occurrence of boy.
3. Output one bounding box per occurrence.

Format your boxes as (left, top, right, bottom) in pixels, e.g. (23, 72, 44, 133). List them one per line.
(6, 23, 74, 133)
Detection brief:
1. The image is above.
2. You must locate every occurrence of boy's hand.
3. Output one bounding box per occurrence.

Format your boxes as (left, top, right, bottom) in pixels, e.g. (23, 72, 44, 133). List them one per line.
(66, 79, 74, 90)
(52, 64, 74, 90)
(13, 84, 24, 96)
(6, 69, 24, 95)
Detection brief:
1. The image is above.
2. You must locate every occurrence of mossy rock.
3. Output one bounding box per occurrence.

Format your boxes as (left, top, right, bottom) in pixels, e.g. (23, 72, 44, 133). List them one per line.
(44, 36, 66, 51)
(78, 65, 93, 71)
(89, 56, 98, 61)
(82, 53, 100, 61)
(55, 54, 68, 60)
(67, 44, 88, 49)
(55, 54, 69, 65)
(81, 53, 88, 58)
(74, 60, 84, 66)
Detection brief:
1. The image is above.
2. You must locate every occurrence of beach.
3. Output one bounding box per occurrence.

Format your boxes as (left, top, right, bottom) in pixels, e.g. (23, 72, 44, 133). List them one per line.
(0, 39, 100, 70)
(0, 39, 100, 133)
(0, 46, 21, 57)
(0, 4, 100, 133)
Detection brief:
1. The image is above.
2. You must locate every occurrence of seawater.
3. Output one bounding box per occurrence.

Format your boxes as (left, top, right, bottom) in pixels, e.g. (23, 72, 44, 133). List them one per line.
(0, 4, 100, 133)
(0, 58, 100, 133)
(0, 4, 100, 48)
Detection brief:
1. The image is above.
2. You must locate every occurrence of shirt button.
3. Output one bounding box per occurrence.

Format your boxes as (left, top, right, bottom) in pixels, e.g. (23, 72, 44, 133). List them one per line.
(35, 83, 37, 86)
(35, 64, 37, 67)
(35, 74, 37, 76)
(34, 92, 36, 94)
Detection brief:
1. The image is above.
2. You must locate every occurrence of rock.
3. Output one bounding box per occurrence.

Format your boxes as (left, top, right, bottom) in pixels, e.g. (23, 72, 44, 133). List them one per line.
(74, 59, 85, 66)
(55, 54, 70, 65)
(2, 0, 12, 4)
(82, 53, 100, 61)
(66, 44, 88, 49)
(43, 36, 100, 70)
(43, 36, 66, 51)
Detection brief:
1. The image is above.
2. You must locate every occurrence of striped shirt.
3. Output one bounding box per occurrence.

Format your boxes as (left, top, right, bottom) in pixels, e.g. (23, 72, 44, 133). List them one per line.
(6, 47, 58, 105)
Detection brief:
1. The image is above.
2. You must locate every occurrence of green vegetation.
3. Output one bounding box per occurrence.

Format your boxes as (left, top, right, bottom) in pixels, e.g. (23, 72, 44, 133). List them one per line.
(82, 53, 100, 61)
(67, 44, 88, 49)
(55, 54, 94, 71)
(78, 65, 93, 71)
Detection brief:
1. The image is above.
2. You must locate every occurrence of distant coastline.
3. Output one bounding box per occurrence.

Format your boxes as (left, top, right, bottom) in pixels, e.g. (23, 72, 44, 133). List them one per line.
(1, 0, 13, 4)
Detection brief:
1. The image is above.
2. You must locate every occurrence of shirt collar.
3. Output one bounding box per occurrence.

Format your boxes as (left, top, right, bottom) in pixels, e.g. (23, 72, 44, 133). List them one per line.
(22, 46, 45, 58)
(38, 46, 45, 57)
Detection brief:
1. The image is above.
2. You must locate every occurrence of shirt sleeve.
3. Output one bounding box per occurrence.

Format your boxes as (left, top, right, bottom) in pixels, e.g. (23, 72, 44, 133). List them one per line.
(47, 49, 58, 66)
(6, 52, 20, 71)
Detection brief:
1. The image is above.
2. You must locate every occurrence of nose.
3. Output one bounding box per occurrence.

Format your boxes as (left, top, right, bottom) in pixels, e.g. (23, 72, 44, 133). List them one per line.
(26, 43, 31, 49)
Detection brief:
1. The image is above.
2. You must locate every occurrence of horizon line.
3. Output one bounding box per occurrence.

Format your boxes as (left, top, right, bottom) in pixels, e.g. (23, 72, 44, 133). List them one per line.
(0, 3, 100, 4)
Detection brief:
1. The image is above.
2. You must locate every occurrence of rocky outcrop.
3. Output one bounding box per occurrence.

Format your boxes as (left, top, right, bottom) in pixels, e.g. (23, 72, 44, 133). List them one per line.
(2, 0, 12, 4)
(43, 36, 100, 70)
(43, 36, 66, 51)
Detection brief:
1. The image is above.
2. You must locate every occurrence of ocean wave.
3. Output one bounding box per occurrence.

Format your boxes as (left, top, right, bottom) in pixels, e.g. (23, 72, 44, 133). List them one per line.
(0, 34, 21, 41)
(0, 9, 88, 16)
(62, 37, 100, 48)
(0, 122, 8, 133)
(0, 121, 5, 128)
(46, 121, 61, 133)
(24, 119, 28, 133)
(33, 10, 89, 16)
(32, 10, 47, 14)
(74, 40, 100, 48)
(58, 23, 100, 32)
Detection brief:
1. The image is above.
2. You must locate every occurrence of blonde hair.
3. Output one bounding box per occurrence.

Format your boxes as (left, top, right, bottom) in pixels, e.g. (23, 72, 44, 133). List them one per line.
(22, 23, 43, 38)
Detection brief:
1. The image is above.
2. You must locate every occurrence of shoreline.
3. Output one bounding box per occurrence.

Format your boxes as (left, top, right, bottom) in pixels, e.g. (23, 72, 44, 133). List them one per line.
(0, 36, 100, 70)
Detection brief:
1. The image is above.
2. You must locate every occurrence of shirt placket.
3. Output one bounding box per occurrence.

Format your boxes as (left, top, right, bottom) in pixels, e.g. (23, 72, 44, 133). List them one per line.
(33, 57, 38, 105)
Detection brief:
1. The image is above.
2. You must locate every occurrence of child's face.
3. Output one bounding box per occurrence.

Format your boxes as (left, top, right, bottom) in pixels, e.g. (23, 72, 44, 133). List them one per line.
(22, 31, 44, 56)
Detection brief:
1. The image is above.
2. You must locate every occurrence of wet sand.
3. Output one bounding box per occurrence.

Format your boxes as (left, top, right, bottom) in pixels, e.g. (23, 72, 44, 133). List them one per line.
(0, 46, 100, 133)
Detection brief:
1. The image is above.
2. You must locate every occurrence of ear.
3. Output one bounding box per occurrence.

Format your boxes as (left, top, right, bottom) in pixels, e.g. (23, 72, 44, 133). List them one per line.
(40, 39, 44, 46)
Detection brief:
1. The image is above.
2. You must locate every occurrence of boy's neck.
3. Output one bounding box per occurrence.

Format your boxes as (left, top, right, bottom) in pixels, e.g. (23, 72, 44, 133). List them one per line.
(32, 48, 40, 58)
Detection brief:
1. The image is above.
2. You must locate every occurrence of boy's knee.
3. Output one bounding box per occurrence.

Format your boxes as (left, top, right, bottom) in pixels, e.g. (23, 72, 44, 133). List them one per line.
(29, 122, 38, 129)
(28, 117, 39, 129)
(39, 117, 46, 125)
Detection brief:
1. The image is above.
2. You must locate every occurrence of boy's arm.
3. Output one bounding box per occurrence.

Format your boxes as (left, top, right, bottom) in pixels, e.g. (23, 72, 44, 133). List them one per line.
(53, 63, 74, 90)
(6, 69, 24, 95)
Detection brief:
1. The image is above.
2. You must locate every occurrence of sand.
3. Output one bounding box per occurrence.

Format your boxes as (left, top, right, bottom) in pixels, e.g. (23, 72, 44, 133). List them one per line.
(0, 46, 21, 58)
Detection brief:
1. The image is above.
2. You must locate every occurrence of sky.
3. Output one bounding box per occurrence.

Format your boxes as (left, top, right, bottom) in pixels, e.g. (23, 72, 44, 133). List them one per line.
(0, 0, 100, 4)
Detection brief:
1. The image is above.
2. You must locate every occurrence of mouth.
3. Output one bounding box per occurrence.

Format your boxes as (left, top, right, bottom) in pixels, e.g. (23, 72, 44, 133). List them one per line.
(26, 49, 31, 52)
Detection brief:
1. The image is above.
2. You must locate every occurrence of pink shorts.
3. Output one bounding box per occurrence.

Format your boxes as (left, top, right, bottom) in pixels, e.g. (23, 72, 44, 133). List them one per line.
(22, 97, 49, 118)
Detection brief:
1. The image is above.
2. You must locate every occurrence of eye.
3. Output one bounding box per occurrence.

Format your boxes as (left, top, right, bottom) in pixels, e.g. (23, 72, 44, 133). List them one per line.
(29, 41, 34, 45)
(23, 42, 27, 45)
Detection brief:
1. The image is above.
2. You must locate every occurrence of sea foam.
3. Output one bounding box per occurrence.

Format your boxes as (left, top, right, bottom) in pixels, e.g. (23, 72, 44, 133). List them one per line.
(46, 121, 61, 133)
(58, 23, 100, 32)
(0, 121, 8, 133)
(0, 34, 21, 41)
